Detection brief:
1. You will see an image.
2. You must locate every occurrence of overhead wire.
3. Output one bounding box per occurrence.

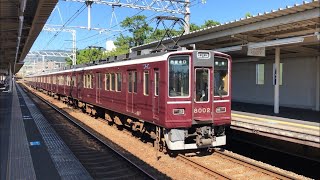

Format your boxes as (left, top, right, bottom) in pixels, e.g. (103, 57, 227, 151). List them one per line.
(45, 4, 86, 49)
(89, 9, 166, 47)
(90, 0, 202, 47)
(76, 0, 203, 49)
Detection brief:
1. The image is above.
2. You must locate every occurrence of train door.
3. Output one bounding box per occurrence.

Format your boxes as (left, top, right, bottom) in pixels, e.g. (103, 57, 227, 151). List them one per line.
(126, 71, 134, 112)
(193, 68, 213, 121)
(96, 72, 102, 104)
(152, 69, 160, 119)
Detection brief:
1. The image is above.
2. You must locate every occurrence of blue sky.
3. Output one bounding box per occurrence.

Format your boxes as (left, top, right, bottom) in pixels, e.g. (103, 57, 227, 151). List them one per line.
(31, 0, 306, 51)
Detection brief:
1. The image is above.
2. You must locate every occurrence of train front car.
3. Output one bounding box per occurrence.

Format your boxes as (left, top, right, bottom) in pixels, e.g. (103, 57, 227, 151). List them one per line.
(164, 50, 231, 150)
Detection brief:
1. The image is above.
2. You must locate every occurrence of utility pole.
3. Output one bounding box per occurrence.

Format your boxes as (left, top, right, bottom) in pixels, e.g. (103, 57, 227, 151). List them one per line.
(184, 0, 190, 34)
(43, 26, 77, 65)
(85, 1, 93, 30)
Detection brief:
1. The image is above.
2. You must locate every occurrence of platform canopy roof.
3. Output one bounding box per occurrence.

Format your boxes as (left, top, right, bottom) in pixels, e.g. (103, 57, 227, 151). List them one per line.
(0, 0, 57, 74)
(132, 0, 320, 60)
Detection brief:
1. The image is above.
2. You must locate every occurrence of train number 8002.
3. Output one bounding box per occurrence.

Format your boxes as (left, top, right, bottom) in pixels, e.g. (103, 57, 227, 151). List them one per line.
(194, 108, 211, 113)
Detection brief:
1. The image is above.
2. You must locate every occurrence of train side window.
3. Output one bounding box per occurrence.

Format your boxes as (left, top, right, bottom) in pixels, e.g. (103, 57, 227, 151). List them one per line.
(111, 73, 116, 91)
(53, 76, 56, 84)
(143, 71, 149, 96)
(128, 72, 132, 93)
(105, 73, 110, 91)
(67, 76, 71, 86)
(89, 74, 93, 89)
(83, 75, 87, 88)
(155, 71, 159, 96)
(133, 71, 137, 93)
(72, 76, 76, 87)
(97, 73, 102, 89)
(83, 74, 89, 88)
(116, 73, 121, 92)
(58, 76, 63, 85)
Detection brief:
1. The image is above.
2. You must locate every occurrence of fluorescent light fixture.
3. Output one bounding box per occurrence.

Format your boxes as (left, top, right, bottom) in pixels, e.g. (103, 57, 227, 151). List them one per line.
(214, 45, 242, 52)
(20, 0, 27, 13)
(315, 32, 320, 40)
(233, 58, 260, 63)
(248, 37, 305, 48)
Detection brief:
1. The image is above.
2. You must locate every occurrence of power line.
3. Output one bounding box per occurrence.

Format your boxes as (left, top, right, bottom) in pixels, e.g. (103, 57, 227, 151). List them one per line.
(72, 0, 204, 49)
(45, 4, 86, 49)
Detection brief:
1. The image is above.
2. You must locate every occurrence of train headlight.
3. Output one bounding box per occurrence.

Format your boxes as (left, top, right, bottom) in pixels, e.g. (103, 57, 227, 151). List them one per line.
(173, 108, 185, 115)
(216, 107, 226, 113)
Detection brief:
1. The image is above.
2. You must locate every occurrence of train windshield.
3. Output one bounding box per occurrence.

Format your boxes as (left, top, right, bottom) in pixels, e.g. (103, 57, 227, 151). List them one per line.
(214, 57, 229, 96)
(195, 68, 209, 102)
(168, 55, 190, 97)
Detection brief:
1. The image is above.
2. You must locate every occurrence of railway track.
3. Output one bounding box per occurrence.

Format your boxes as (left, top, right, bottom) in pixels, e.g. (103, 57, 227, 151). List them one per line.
(176, 154, 231, 179)
(177, 149, 299, 180)
(22, 83, 308, 180)
(212, 149, 295, 179)
(21, 84, 156, 179)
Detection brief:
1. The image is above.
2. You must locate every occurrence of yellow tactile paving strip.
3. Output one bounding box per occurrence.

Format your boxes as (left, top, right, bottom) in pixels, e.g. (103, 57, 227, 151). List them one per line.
(232, 113, 319, 131)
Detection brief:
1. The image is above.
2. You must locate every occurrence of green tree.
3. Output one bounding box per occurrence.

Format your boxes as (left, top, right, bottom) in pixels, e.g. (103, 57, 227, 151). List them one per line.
(245, 12, 253, 18)
(105, 34, 132, 57)
(189, 23, 201, 32)
(121, 15, 153, 46)
(66, 47, 106, 65)
(201, 20, 220, 28)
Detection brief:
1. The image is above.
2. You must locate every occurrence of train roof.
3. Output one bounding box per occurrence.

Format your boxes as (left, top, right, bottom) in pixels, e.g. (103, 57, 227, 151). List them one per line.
(26, 50, 230, 77)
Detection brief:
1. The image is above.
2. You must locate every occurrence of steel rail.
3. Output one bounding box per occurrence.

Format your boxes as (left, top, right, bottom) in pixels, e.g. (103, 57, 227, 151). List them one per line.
(176, 154, 232, 179)
(21, 84, 156, 180)
(213, 148, 296, 180)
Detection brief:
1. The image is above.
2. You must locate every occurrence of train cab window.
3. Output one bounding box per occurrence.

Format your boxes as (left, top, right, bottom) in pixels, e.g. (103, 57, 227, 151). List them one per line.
(214, 57, 229, 96)
(168, 55, 190, 97)
(105, 73, 110, 91)
(195, 68, 209, 102)
(116, 73, 121, 92)
(111, 73, 116, 91)
(143, 71, 149, 96)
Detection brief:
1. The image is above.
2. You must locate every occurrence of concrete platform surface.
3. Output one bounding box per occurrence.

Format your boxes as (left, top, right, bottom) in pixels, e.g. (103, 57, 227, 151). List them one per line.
(0, 82, 92, 180)
(231, 102, 320, 148)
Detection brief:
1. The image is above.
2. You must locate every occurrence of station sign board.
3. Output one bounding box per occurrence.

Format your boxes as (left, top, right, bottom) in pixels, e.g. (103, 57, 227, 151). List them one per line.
(247, 47, 265, 57)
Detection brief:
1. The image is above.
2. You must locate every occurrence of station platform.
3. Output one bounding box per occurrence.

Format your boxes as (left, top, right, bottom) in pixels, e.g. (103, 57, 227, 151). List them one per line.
(0, 82, 92, 179)
(231, 102, 319, 148)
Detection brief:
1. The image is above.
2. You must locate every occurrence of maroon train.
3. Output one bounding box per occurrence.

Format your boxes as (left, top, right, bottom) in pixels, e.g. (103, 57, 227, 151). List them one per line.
(25, 50, 232, 150)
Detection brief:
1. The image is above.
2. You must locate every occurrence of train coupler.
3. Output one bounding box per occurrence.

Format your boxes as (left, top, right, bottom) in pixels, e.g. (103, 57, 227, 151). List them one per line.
(196, 126, 214, 146)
